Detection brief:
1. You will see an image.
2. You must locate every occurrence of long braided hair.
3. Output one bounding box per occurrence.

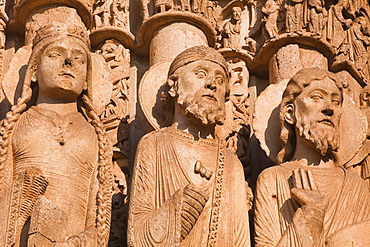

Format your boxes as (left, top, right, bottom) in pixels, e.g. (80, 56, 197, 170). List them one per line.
(0, 24, 113, 246)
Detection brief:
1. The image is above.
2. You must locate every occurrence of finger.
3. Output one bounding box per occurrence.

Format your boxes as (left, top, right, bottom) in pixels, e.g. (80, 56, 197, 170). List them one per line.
(293, 169, 302, 189)
(307, 170, 317, 190)
(300, 168, 310, 190)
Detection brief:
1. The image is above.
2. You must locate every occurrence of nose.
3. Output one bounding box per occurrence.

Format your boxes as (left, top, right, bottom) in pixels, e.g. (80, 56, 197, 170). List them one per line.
(321, 102, 334, 116)
(205, 78, 217, 91)
(322, 108, 334, 116)
(64, 57, 72, 67)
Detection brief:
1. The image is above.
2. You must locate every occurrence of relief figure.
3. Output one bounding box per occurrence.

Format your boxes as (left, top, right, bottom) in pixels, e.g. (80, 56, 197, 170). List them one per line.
(255, 68, 370, 246)
(128, 46, 251, 247)
(0, 24, 112, 247)
(220, 7, 242, 49)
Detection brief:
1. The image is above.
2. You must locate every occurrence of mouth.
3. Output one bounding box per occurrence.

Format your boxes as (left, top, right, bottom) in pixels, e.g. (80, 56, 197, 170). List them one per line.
(202, 94, 217, 101)
(318, 119, 334, 127)
(59, 72, 75, 79)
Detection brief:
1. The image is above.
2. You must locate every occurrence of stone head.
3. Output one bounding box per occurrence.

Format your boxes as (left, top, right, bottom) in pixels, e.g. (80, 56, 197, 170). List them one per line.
(25, 23, 91, 103)
(232, 7, 242, 21)
(277, 68, 344, 163)
(165, 46, 230, 126)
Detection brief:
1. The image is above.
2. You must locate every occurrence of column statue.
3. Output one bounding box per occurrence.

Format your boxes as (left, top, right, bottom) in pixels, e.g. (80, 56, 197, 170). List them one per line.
(128, 46, 251, 247)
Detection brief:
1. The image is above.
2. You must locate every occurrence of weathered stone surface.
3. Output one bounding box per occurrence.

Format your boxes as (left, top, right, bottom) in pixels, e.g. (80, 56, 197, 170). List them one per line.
(1, 0, 370, 246)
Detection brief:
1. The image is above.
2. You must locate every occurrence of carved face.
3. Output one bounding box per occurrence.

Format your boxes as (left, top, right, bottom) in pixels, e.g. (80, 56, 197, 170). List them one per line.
(289, 77, 342, 155)
(232, 7, 242, 21)
(176, 60, 227, 125)
(36, 38, 88, 102)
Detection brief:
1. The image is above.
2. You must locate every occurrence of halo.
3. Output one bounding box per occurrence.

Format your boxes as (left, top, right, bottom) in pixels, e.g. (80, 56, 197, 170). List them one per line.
(139, 61, 171, 130)
(139, 61, 233, 138)
(253, 79, 367, 165)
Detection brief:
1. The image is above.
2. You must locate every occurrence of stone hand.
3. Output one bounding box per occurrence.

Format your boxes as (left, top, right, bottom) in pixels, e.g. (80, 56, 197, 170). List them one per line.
(291, 168, 328, 211)
(180, 183, 209, 241)
(291, 168, 328, 241)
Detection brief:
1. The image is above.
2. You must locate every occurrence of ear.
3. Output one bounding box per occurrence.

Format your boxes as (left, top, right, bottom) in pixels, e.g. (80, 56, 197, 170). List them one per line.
(284, 103, 295, 125)
(363, 90, 369, 103)
(167, 78, 178, 98)
(31, 71, 37, 83)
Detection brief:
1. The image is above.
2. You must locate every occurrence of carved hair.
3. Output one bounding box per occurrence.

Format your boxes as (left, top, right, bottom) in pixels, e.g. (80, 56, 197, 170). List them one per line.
(161, 46, 230, 126)
(276, 68, 343, 164)
(0, 24, 112, 246)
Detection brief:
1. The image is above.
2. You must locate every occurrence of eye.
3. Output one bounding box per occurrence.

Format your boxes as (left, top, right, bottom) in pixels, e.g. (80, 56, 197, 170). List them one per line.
(74, 57, 85, 64)
(311, 93, 322, 101)
(215, 76, 223, 85)
(195, 70, 206, 78)
(48, 52, 61, 58)
(332, 99, 341, 106)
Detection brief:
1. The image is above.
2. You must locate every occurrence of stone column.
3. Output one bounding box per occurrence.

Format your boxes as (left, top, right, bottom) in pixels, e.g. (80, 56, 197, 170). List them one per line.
(269, 43, 328, 84)
(150, 22, 208, 65)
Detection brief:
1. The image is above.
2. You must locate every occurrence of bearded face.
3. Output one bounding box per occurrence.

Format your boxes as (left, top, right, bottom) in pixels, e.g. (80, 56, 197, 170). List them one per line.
(175, 60, 227, 126)
(292, 77, 342, 156)
(296, 118, 340, 156)
(182, 92, 226, 125)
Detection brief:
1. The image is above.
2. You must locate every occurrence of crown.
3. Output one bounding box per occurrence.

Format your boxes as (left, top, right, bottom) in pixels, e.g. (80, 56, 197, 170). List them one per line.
(33, 23, 90, 47)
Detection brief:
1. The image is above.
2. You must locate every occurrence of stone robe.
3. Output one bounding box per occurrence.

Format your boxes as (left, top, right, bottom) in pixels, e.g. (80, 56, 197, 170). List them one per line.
(255, 162, 370, 246)
(0, 106, 99, 246)
(128, 127, 250, 247)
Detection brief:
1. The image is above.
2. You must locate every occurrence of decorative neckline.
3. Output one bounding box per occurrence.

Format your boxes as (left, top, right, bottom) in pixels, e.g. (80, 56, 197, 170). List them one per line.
(28, 106, 81, 146)
(280, 161, 343, 171)
(164, 126, 218, 147)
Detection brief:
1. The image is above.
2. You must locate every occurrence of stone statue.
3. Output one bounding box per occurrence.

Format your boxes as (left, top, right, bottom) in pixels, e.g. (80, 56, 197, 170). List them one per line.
(155, 0, 173, 13)
(219, 7, 242, 49)
(254, 68, 370, 246)
(112, 0, 129, 27)
(262, 0, 279, 38)
(93, 0, 112, 28)
(307, 0, 326, 34)
(128, 46, 251, 246)
(344, 15, 370, 80)
(204, 0, 222, 29)
(0, 24, 113, 246)
(285, 0, 305, 32)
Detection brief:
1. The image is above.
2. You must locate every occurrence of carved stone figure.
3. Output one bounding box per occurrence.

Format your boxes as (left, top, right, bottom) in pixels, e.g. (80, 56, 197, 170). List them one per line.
(225, 59, 251, 177)
(343, 15, 370, 80)
(220, 7, 242, 49)
(204, 0, 222, 29)
(262, 0, 279, 38)
(155, 0, 174, 13)
(285, 0, 305, 32)
(324, 1, 353, 49)
(255, 68, 370, 246)
(112, 0, 129, 27)
(93, 0, 112, 28)
(307, 0, 326, 34)
(0, 24, 113, 246)
(128, 46, 251, 246)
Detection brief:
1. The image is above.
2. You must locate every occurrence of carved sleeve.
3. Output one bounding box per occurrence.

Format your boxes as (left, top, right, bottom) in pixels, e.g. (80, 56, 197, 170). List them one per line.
(127, 134, 182, 247)
(254, 167, 314, 247)
(85, 166, 99, 230)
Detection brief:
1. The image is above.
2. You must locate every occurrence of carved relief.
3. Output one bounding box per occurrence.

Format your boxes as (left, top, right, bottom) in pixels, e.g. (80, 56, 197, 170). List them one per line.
(262, 0, 279, 38)
(93, 0, 129, 29)
(128, 46, 251, 247)
(225, 58, 251, 178)
(2, 0, 370, 245)
(218, 7, 242, 49)
(96, 38, 130, 246)
(0, 23, 113, 246)
(255, 68, 370, 246)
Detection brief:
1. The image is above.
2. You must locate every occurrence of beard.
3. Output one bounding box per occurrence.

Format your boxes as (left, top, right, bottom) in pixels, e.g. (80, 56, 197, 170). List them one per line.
(296, 120, 340, 156)
(181, 97, 226, 125)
